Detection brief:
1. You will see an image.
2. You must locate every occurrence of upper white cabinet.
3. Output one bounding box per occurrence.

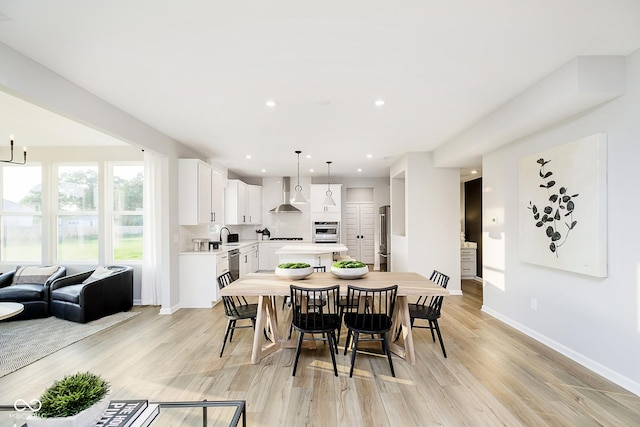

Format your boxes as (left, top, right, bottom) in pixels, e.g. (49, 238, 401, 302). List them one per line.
(247, 184, 262, 225)
(225, 180, 262, 225)
(310, 184, 342, 213)
(179, 159, 212, 225)
(211, 169, 225, 224)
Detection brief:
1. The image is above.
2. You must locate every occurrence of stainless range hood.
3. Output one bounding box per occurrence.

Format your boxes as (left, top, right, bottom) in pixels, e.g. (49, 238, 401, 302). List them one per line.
(270, 177, 302, 213)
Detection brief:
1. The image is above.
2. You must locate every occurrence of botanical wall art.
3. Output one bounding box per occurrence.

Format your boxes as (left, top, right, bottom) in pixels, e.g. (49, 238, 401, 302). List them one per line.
(518, 134, 607, 277)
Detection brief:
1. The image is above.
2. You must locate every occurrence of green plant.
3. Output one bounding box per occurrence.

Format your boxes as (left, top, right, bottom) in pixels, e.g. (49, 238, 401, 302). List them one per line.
(37, 372, 110, 418)
(277, 262, 311, 269)
(332, 260, 366, 268)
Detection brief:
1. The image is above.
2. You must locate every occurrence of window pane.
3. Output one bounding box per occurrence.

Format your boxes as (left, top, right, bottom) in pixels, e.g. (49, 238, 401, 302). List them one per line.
(1, 216, 42, 261)
(57, 215, 98, 260)
(113, 214, 143, 260)
(2, 165, 42, 212)
(113, 165, 143, 211)
(58, 165, 98, 211)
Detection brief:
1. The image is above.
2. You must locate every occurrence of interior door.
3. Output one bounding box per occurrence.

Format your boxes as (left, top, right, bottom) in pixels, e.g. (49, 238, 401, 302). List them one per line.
(345, 203, 375, 264)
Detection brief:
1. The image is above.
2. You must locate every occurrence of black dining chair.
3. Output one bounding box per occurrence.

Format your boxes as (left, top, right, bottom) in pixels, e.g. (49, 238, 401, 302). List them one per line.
(407, 270, 449, 358)
(282, 266, 325, 310)
(343, 284, 398, 377)
(217, 271, 259, 357)
(289, 284, 341, 376)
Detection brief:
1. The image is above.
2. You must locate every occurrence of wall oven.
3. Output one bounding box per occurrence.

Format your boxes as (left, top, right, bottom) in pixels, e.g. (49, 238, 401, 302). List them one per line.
(313, 221, 340, 243)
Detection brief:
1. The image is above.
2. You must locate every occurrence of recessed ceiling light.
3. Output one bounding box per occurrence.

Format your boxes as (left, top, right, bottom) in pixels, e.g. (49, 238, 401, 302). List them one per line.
(306, 154, 312, 159)
(374, 99, 385, 107)
(309, 168, 314, 173)
(261, 169, 267, 173)
(245, 155, 252, 159)
(471, 170, 478, 174)
(366, 154, 373, 159)
(357, 168, 363, 173)
(265, 100, 277, 108)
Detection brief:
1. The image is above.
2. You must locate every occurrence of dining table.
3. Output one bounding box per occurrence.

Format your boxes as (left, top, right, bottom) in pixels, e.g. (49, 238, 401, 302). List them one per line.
(218, 271, 449, 365)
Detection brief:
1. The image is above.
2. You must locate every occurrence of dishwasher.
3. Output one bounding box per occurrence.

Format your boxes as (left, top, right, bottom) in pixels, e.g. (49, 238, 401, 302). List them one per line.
(228, 248, 240, 281)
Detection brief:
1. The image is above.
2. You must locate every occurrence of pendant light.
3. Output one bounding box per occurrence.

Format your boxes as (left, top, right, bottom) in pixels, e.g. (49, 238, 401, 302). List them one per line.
(323, 161, 336, 206)
(290, 150, 306, 204)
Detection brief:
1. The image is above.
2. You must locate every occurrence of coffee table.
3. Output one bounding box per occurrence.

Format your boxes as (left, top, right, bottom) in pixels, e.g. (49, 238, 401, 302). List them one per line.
(0, 302, 24, 320)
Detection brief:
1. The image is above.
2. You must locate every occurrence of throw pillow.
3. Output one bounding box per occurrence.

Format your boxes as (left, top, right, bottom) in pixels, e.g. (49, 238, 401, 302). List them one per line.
(13, 265, 60, 285)
(82, 266, 114, 284)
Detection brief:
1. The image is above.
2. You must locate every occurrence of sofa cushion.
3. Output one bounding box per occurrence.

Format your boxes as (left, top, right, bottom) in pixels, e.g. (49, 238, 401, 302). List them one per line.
(82, 266, 114, 284)
(51, 284, 84, 304)
(0, 284, 45, 302)
(13, 265, 60, 285)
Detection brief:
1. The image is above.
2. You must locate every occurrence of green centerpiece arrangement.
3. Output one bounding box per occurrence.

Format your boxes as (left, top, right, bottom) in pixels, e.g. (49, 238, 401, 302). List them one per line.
(28, 371, 110, 427)
(331, 260, 369, 279)
(275, 262, 314, 280)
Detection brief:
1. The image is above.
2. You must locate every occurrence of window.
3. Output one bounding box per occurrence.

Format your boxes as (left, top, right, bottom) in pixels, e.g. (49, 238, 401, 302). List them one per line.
(1, 165, 42, 261)
(111, 164, 143, 261)
(56, 165, 99, 261)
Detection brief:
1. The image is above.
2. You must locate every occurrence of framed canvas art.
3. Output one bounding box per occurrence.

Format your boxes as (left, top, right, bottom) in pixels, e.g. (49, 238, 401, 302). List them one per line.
(518, 134, 607, 277)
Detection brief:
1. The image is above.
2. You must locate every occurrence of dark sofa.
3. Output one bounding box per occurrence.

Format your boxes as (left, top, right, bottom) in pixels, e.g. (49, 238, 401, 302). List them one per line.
(0, 265, 67, 320)
(50, 265, 134, 323)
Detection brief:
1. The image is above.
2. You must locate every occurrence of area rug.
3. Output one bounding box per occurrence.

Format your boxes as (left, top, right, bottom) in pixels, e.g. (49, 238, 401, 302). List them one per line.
(0, 311, 139, 378)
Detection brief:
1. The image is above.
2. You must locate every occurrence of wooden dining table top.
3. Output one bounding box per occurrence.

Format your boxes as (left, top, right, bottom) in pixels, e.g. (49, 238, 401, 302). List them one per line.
(219, 271, 450, 297)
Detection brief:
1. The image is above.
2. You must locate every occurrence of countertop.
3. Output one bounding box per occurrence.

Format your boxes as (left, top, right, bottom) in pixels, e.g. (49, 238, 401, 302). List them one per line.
(179, 240, 259, 255)
(276, 243, 348, 254)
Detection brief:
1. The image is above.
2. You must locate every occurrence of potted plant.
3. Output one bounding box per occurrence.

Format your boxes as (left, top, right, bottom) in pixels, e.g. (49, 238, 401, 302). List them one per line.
(330, 260, 369, 279)
(28, 371, 110, 427)
(275, 262, 313, 280)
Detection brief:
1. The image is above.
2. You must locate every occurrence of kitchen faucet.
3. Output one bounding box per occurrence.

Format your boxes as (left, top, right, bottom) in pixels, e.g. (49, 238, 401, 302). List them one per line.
(219, 226, 231, 243)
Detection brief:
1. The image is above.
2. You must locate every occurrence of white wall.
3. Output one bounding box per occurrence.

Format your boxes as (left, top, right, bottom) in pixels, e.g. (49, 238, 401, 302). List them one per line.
(482, 49, 640, 394)
(390, 152, 461, 293)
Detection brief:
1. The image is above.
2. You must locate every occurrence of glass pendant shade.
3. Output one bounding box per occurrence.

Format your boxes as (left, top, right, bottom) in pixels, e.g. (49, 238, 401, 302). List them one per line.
(323, 160, 336, 206)
(291, 150, 306, 204)
(291, 185, 306, 204)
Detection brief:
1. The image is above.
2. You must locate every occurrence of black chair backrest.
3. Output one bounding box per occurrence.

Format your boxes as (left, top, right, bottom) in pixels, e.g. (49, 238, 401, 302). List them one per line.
(217, 272, 246, 318)
(416, 270, 449, 306)
(344, 284, 398, 331)
(217, 271, 234, 290)
(313, 266, 326, 272)
(290, 285, 339, 330)
(431, 270, 449, 288)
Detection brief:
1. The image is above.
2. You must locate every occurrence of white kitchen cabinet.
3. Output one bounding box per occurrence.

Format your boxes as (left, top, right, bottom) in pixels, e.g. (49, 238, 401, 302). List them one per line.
(211, 168, 225, 224)
(179, 252, 228, 307)
(225, 180, 262, 225)
(178, 159, 213, 225)
(247, 184, 262, 225)
(239, 243, 258, 278)
(461, 247, 477, 279)
(310, 184, 342, 214)
(225, 179, 248, 224)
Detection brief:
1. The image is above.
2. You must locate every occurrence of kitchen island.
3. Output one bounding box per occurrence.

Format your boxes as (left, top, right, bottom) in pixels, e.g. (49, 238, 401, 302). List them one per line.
(276, 243, 348, 269)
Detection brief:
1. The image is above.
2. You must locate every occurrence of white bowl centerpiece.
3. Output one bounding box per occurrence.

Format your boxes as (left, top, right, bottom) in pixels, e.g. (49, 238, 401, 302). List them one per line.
(330, 260, 369, 279)
(275, 263, 314, 280)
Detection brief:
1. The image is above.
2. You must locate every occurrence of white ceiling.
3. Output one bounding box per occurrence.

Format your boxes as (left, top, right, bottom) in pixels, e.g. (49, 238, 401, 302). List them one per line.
(0, 1, 639, 178)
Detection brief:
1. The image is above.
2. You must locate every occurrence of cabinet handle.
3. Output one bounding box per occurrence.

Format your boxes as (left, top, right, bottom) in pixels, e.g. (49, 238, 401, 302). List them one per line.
(243, 215, 246, 223)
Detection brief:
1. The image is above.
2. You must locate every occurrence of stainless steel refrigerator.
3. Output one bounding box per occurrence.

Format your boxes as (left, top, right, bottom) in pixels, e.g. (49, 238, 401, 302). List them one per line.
(379, 205, 391, 271)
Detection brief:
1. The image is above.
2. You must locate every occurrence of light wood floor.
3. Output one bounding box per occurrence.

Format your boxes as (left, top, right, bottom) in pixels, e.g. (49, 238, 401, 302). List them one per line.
(1, 281, 639, 426)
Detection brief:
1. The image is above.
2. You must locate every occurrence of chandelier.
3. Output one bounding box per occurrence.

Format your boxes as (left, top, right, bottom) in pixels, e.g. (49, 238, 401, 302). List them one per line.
(1, 136, 27, 164)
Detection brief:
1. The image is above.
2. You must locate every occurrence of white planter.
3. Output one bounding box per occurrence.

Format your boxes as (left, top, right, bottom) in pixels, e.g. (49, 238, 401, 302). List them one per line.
(27, 398, 109, 427)
(330, 265, 369, 279)
(275, 266, 314, 280)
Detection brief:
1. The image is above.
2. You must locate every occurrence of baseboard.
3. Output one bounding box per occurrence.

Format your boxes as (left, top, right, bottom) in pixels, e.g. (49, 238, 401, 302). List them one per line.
(481, 305, 640, 397)
(159, 303, 181, 315)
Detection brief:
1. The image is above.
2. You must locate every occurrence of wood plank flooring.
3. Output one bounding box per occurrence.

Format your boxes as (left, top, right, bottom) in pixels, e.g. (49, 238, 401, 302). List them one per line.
(1, 280, 638, 426)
